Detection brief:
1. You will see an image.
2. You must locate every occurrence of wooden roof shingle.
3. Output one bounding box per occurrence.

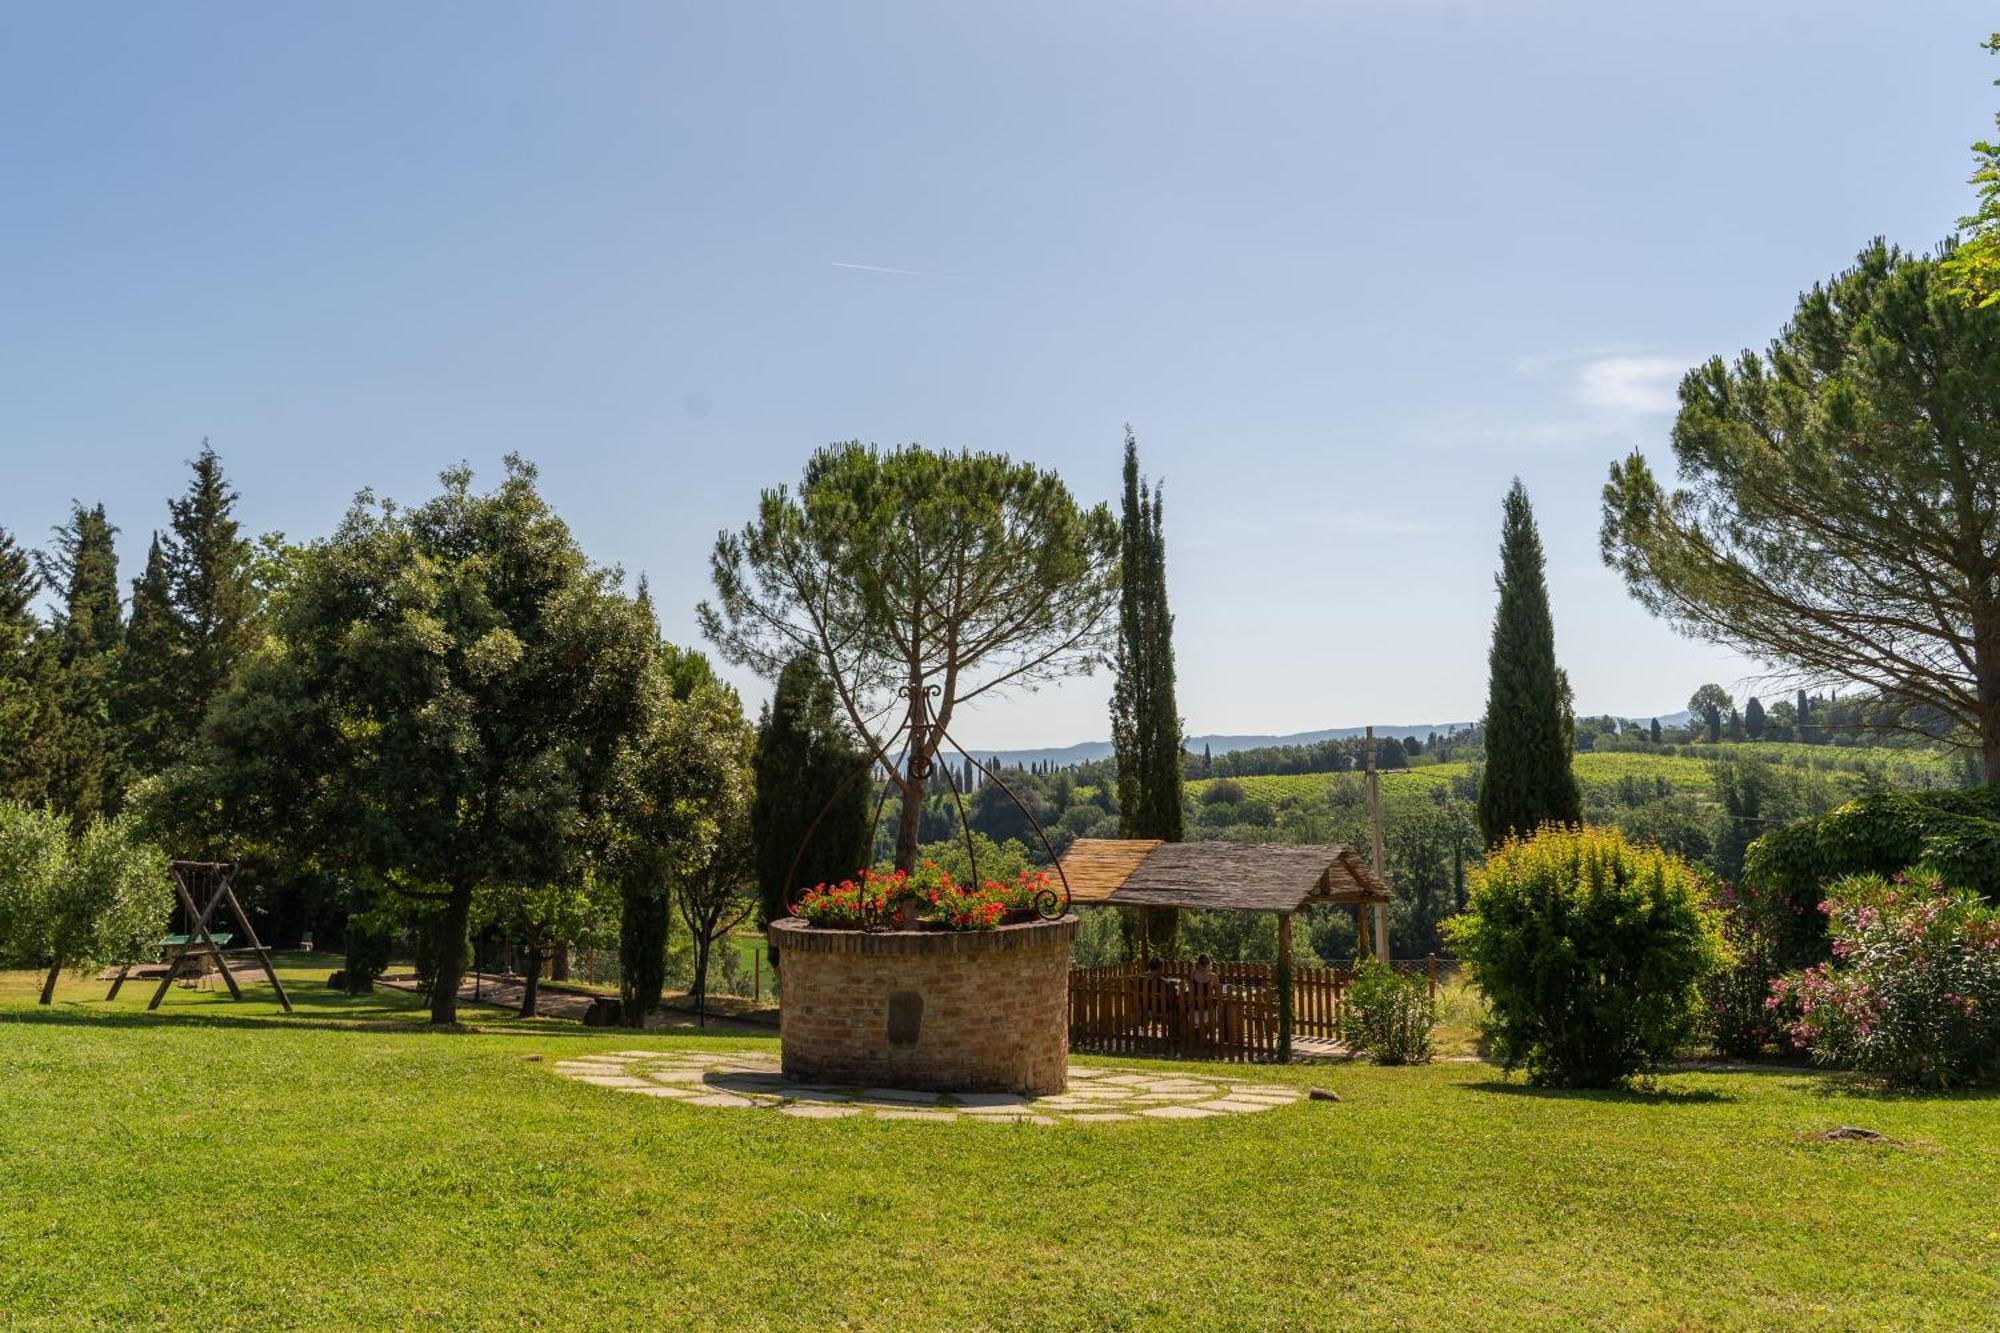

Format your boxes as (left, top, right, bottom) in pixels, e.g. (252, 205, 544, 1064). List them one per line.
(1057, 838, 1390, 913)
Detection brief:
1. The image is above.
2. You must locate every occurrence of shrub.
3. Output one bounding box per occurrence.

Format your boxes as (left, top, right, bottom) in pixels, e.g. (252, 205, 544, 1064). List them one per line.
(1343, 960, 1436, 1065)
(1775, 870, 2000, 1089)
(1702, 880, 1808, 1059)
(1447, 824, 1730, 1087)
(1743, 790, 2000, 964)
(0, 803, 171, 1004)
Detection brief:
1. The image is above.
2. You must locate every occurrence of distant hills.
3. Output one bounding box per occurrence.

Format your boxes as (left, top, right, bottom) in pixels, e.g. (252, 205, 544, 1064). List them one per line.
(983, 710, 1696, 770)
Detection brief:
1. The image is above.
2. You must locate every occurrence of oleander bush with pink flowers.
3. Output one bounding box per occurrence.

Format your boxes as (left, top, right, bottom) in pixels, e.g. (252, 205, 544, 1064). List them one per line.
(1773, 868, 2000, 1089)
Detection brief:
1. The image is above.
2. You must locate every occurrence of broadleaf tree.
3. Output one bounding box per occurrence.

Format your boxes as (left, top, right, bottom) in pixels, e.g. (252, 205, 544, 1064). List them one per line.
(0, 802, 170, 1004)
(175, 458, 658, 1024)
(1602, 241, 2000, 783)
(701, 443, 1119, 873)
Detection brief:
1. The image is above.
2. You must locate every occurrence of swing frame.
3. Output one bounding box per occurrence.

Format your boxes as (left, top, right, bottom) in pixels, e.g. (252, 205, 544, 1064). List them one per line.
(104, 861, 293, 1013)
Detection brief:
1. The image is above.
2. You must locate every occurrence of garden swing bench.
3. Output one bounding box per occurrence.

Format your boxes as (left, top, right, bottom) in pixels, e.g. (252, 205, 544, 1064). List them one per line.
(103, 861, 293, 1013)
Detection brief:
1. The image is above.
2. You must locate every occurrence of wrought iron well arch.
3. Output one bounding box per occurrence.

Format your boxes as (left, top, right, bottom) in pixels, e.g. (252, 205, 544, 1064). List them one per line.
(780, 682, 1073, 926)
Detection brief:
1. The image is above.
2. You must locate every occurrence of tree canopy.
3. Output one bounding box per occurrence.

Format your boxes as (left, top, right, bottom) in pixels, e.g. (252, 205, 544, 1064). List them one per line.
(701, 442, 1118, 870)
(175, 457, 658, 1023)
(1602, 241, 2000, 782)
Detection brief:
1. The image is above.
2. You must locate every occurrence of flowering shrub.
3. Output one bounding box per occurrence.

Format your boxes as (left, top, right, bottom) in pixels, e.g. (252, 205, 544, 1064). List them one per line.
(1773, 869, 2000, 1089)
(1343, 960, 1436, 1065)
(1703, 880, 1809, 1059)
(1446, 824, 1730, 1087)
(793, 863, 1056, 932)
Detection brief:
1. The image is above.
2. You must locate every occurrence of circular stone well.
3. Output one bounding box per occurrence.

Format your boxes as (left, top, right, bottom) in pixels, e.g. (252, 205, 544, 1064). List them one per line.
(770, 913, 1078, 1096)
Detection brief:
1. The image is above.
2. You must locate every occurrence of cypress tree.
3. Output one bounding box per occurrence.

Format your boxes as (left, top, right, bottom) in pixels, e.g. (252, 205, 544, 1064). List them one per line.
(118, 536, 178, 777)
(1476, 479, 1581, 846)
(1649, 716, 1662, 745)
(1110, 428, 1185, 953)
(159, 445, 257, 760)
(750, 652, 870, 961)
(0, 525, 59, 804)
(1743, 695, 1766, 741)
(37, 504, 123, 822)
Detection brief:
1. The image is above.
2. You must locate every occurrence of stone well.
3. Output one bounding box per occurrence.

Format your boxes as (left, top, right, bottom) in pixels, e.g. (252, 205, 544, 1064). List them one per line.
(769, 914, 1078, 1096)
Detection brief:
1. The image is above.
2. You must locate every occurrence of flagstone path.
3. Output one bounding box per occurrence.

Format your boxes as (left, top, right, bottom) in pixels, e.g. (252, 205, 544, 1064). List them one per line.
(550, 1049, 1306, 1124)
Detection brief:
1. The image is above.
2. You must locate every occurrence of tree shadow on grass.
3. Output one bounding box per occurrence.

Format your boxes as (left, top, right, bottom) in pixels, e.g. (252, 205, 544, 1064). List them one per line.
(1802, 1073, 2000, 1104)
(0, 1000, 781, 1044)
(1460, 1079, 1733, 1105)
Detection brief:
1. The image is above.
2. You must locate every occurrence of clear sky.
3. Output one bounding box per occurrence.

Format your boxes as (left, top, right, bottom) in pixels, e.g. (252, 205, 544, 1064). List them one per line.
(3, 2, 1992, 750)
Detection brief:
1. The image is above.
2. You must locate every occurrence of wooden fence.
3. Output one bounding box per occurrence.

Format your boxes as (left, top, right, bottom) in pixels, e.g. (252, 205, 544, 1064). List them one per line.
(1068, 960, 1355, 1062)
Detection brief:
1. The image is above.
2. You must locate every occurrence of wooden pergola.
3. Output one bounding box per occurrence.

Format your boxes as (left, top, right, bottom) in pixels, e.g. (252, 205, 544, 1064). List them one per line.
(1059, 838, 1392, 1061)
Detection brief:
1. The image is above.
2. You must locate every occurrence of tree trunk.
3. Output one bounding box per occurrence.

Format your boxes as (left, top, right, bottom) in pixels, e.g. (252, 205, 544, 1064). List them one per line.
(429, 885, 474, 1025)
(39, 963, 59, 1005)
(893, 771, 926, 872)
(517, 945, 542, 1019)
(1979, 642, 2000, 786)
(690, 931, 711, 1028)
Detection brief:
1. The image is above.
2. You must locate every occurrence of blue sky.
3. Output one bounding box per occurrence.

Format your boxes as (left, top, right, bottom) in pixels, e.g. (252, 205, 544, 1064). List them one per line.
(2, 2, 1992, 749)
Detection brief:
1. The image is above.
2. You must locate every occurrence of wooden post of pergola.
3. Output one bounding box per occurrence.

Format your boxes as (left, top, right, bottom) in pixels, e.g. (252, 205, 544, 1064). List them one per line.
(1276, 912, 1293, 1062)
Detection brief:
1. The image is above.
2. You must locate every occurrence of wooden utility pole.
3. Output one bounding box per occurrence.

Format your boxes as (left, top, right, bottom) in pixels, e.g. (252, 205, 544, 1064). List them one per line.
(1365, 726, 1390, 961)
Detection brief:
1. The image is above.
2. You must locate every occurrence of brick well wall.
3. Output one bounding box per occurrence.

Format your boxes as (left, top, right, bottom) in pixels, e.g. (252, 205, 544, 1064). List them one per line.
(770, 915, 1078, 1095)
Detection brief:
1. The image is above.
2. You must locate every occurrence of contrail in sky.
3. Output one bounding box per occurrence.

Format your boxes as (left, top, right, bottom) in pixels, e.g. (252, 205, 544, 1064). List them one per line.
(831, 260, 943, 278)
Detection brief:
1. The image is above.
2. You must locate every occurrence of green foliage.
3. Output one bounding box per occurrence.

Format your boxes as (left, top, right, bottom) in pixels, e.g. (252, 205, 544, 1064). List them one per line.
(1941, 33, 2000, 306)
(899, 831, 1036, 888)
(1344, 959, 1437, 1065)
(37, 503, 124, 823)
(0, 526, 60, 807)
(172, 457, 660, 1023)
(116, 537, 178, 778)
(1602, 240, 2000, 784)
(1741, 789, 2000, 968)
(702, 442, 1118, 870)
(751, 653, 869, 943)
(1109, 429, 1184, 950)
(0, 802, 169, 1002)
(611, 659, 758, 1020)
(1477, 480, 1581, 845)
(1449, 825, 1729, 1087)
(1778, 870, 2000, 1089)
(1110, 426, 1184, 845)
(126, 445, 260, 773)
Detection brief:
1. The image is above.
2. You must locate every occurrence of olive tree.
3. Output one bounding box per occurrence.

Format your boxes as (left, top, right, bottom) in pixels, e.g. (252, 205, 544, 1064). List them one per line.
(0, 802, 169, 1004)
(700, 444, 1119, 872)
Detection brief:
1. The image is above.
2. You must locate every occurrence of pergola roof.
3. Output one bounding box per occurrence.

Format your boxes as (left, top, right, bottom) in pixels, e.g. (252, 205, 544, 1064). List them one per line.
(1057, 838, 1391, 915)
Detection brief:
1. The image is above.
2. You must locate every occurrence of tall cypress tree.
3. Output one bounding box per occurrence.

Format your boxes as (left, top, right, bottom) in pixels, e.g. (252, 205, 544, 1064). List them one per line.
(1110, 428, 1185, 953)
(118, 535, 179, 776)
(0, 525, 59, 804)
(159, 445, 257, 760)
(37, 504, 123, 822)
(1476, 479, 1580, 846)
(750, 652, 871, 963)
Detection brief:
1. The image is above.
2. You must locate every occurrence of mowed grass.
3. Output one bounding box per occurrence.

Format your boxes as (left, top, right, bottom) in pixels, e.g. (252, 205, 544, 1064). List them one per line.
(3, 962, 1998, 1330)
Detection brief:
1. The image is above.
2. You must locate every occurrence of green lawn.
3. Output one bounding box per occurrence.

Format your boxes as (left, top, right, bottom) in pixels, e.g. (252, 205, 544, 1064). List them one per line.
(3, 961, 1996, 1329)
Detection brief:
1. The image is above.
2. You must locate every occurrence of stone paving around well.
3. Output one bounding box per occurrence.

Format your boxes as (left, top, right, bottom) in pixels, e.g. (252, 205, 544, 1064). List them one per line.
(550, 1048, 1305, 1123)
